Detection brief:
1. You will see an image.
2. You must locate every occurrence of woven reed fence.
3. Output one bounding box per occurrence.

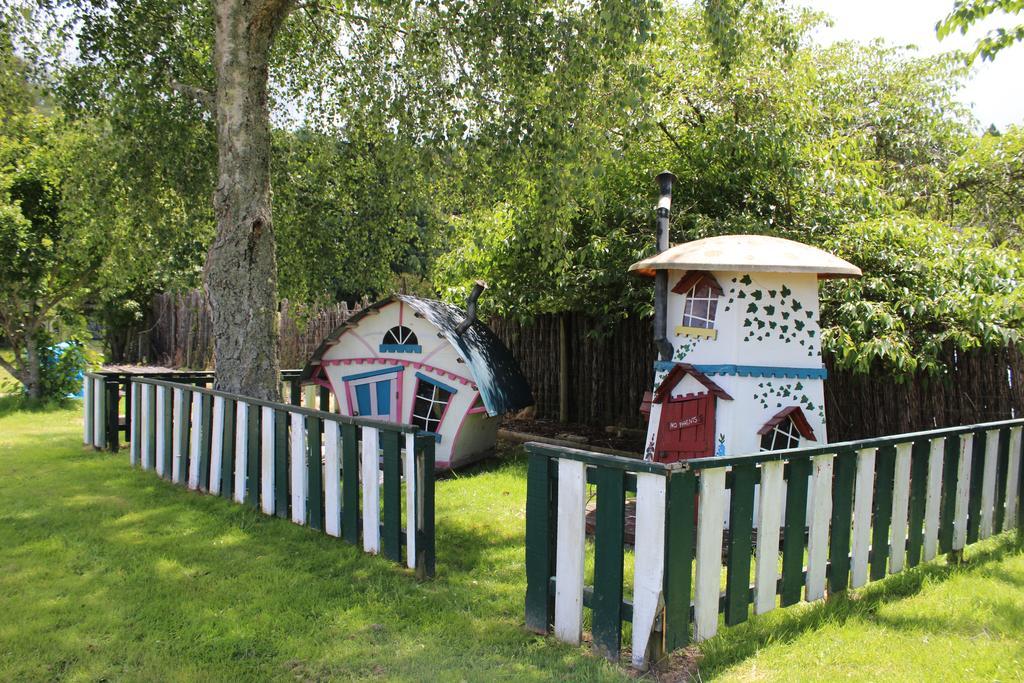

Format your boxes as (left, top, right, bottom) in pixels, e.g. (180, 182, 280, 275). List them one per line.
(109, 294, 1024, 441)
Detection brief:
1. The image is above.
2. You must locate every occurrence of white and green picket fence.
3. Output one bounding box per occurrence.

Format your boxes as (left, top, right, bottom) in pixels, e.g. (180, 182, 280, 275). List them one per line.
(83, 373, 436, 577)
(525, 419, 1024, 668)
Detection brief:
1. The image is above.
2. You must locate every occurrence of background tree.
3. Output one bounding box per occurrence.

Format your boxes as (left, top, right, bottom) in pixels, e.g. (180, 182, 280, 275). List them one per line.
(938, 0, 1024, 63)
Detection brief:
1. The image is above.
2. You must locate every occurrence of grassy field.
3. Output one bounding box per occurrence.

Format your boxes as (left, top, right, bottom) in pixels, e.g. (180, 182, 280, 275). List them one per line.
(1, 405, 1022, 681)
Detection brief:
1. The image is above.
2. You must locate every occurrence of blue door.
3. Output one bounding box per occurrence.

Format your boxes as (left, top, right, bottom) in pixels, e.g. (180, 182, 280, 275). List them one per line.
(354, 379, 393, 419)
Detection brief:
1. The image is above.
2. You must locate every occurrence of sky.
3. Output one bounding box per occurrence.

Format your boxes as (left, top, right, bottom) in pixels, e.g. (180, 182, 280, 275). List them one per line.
(804, 0, 1024, 130)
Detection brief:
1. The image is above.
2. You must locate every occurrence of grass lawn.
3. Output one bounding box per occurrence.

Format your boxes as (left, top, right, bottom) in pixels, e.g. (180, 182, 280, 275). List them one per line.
(1, 405, 1023, 681)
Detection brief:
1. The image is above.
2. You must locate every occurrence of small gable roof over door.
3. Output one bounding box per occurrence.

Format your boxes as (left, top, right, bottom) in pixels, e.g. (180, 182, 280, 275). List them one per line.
(302, 295, 534, 418)
(757, 406, 817, 441)
(653, 363, 734, 404)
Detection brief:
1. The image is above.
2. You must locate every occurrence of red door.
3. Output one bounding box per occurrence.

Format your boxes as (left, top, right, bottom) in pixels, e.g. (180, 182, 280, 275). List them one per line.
(654, 394, 716, 463)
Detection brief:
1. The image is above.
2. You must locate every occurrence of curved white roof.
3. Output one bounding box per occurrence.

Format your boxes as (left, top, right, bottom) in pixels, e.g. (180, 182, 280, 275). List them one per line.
(629, 234, 861, 279)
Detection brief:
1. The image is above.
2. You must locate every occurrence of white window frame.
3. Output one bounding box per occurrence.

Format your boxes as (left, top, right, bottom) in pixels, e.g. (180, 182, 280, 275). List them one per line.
(760, 415, 802, 452)
(411, 378, 453, 435)
(681, 282, 719, 329)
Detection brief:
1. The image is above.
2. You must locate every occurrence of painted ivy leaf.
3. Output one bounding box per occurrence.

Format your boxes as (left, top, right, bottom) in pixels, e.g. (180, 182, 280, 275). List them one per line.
(740, 274, 752, 285)
(806, 310, 814, 319)
(752, 290, 763, 300)
(780, 325, 789, 333)
(764, 304, 775, 315)
(795, 382, 803, 390)
(782, 311, 790, 319)
(808, 330, 816, 338)
(757, 320, 766, 329)
(738, 291, 747, 299)
(746, 303, 758, 313)
(791, 300, 803, 311)
(795, 320, 805, 331)
(781, 285, 791, 297)
(768, 289, 777, 297)
(769, 321, 777, 329)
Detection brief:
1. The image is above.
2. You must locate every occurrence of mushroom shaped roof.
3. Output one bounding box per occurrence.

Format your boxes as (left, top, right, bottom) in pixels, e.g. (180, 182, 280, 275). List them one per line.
(629, 234, 861, 279)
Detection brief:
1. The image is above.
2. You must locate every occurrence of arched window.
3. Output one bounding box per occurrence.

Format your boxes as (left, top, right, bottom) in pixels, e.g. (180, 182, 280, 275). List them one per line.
(380, 326, 421, 353)
(758, 407, 816, 452)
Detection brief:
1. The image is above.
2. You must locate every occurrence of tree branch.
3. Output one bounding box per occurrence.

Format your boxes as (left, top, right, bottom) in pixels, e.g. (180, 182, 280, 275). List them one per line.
(657, 120, 687, 155)
(0, 353, 22, 384)
(170, 81, 215, 111)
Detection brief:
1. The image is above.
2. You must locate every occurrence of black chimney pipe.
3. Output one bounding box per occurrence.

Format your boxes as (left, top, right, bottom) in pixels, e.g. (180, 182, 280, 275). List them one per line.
(456, 280, 488, 335)
(653, 171, 676, 362)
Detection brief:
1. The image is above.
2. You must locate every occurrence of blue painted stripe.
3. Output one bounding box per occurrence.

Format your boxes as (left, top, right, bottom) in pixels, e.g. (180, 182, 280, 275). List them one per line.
(341, 365, 405, 382)
(379, 344, 422, 354)
(415, 371, 459, 395)
(653, 360, 828, 380)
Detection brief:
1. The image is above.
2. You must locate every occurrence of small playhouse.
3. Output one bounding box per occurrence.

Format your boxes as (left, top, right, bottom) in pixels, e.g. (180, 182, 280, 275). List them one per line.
(632, 232, 861, 462)
(301, 288, 533, 468)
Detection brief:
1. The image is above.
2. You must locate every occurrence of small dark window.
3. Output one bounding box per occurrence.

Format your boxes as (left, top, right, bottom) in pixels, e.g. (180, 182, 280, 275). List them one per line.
(383, 325, 418, 346)
(412, 380, 452, 434)
(760, 416, 802, 451)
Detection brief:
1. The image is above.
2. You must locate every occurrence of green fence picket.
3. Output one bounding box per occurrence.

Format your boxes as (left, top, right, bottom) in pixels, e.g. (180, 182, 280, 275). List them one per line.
(906, 439, 930, 567)
(525, 451, 555, 634)
(870, 444, 896, 581)
(994, 427, 1010, 533)
(828, 449, 856, 593)
(274, 410, 289, 519)
(246, 406, 260, 508)
(938, 435, 959, 553)
(341, 423, 360, 545)
(381, 430, 402, 562)
(725, 463, 756, 625)
(591, 466, 626, 660)
(220, 398, 235, 498)
(663, 469, 696, 650)
(781, 458, 811, 606)
(307, 416, 324, 531)
(198, 393, 212, 491)
(966, 430, 986, 544)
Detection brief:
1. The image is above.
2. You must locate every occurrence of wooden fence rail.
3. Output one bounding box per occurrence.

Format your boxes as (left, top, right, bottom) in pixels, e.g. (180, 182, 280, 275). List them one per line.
(525, 419, 1024, 668)
(83, 372, 436, 577)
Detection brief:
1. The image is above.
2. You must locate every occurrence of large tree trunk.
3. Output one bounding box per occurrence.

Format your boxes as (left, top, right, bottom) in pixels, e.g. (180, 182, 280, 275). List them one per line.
(205, 0, 291, 401)
(24, 341, 42, 401)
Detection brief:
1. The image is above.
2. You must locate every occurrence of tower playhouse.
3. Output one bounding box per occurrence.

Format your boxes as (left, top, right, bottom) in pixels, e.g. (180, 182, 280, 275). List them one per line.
(634, 174, 861, 464)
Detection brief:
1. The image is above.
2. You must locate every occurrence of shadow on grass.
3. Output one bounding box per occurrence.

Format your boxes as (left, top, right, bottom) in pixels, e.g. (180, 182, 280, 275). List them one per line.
(693, 533, 1024, 678)
(0, 394, 79, 418)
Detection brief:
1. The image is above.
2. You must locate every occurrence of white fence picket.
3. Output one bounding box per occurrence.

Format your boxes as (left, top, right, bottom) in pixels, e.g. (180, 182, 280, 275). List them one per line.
(362, 427, 381, 553)
(210, 396, 225, 495)
(92, 377, 105, 449)
(806, 453, 834, 602)
(188, 393, 203, 490)
(889, 443, 912, 573)
(631, 472, 667, 669)
(83, 377, 93, 445)
(923, 438, 945, 561)
(1006, 427, 1022, 529)
(979, 430, 999, 539)
(754, 460, 785, 614)
(323, 421, 341, 537)
(404, 432, 417, 569)
(851, 447, 876, 588)
(290, 412, 307, 525)
(952, 433, 973, 551)
(553, 458, 586, 646)
(233, 401, 248, 504)
(171, 388, 184, 483)
(129, 382, 140, 466)
(155, 386, 168, 477)
(261, 406, 275, 514)
(694, 468, 726, 642)
(140, 383, 152, 471)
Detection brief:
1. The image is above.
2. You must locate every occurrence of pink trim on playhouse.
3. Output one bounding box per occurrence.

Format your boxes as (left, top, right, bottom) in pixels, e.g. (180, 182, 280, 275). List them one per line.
(418, 343, 447, 365)
(467, 392, 488, 414)
(347, 329, 379, 358)
(322, 357, 474, 387)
